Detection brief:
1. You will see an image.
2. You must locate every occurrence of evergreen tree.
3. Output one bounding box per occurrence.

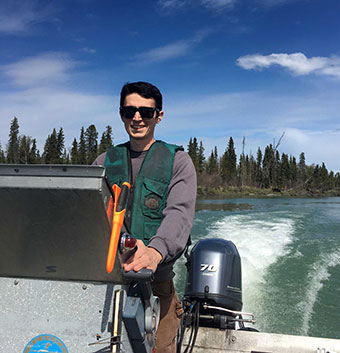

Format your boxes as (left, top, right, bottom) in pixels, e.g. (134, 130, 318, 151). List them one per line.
(262, 144, 275, 188)
(188, 137, 199, 171)
(29, 138, 40, 163)
(6, 116, 20, 163)
(328, 171, 335, 190)
(280, 153, 290, 189)
(85, 124, 98, 164)
(249, 154, 257, 186)
(206, 147, 218, 175)
(290, 156, 298, 188)
(273, 150, 281, 189)
(298, 152, 307, 184)
(197, 141, 205, 173)
(255, 147, 263, 187)
(238, 152, 247, 186)
(220, 137, 237, 184)
(18, 135, 32, 164)
(99, 125, 113, 154)
(71, 138, 79, 164)
(78, 127, 87, 165)
(0, 142, 6, 163)
(319, 162, 329, 191)
(311, 164, 321, 190)
(57, 127, 65, 163)
(43, 128, 59, 164)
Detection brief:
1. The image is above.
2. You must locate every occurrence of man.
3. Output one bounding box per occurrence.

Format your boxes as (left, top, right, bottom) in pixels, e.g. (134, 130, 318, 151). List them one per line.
(93, 81, 196, 353)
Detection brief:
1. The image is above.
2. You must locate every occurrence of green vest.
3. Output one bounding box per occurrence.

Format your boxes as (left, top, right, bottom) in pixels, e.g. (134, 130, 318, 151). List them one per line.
(104, 140, 183, 244)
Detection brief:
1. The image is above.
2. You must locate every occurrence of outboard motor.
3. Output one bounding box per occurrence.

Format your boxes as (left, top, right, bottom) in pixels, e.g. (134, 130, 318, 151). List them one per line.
(177, 238, 255, 352)
(185, 238, 242, 313)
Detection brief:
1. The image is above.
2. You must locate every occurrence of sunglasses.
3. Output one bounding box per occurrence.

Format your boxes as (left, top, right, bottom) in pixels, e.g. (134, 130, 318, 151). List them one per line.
(120, 106, 159, 120)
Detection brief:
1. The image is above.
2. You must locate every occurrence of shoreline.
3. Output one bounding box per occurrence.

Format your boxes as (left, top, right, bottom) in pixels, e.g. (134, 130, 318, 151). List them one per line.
(197, 185, 340, 199)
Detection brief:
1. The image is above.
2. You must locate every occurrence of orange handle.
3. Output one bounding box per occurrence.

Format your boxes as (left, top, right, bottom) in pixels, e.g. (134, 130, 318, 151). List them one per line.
(106, 209, 125, 273)
(106, 183, 131, 274)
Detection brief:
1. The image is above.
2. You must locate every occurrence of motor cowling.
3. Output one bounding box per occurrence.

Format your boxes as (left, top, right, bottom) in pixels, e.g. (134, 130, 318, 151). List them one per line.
(184, 238, 242, 312)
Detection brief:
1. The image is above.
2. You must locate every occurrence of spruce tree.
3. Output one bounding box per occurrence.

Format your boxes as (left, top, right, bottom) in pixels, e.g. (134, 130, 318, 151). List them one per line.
(85, 124, 98, 164)
(238, 152, 247, 186)
(0, 142, 6, 163)
(187, 137, 199, 171)
(43, 128, 59, 164)
(207, 147, 218, 175)
(197, 141, 205, 173)
(71, 138, 79, 164)
(220, 137, 237, 184)
(57, 128, 65, 163)
(78, 127, 87, 165)
(280, 153, 290, 189)
(29, 138, 40, 164)
(255, 147, 263, 187)
(262, 144, 275, 188)
(319, 162, 329, 191)
(290, 156, 298, 188)
(18, 135, 32, 164)
(298, 152, 306, 184)
(99, 125, 113, 154)
(7, 117, 20, 163)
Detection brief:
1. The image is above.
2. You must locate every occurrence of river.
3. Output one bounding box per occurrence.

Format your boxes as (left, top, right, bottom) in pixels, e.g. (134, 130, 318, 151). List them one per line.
(174, 197, 340, 339)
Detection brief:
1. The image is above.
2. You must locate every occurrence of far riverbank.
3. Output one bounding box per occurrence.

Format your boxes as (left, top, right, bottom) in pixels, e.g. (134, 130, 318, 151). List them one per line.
(197, 185, 340, 199)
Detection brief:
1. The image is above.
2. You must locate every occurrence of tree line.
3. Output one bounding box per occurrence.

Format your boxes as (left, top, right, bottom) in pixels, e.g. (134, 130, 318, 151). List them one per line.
(0, 117, 113, 165)
(187, 136, 340, 193)
(1, 117, 339, 193)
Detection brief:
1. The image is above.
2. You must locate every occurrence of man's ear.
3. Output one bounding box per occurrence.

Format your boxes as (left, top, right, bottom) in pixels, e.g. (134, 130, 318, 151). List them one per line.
(156, 111, 164, 124)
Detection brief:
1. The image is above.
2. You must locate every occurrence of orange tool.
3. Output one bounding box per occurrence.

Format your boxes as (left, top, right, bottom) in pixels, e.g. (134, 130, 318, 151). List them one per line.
(106, 182, 131, 274)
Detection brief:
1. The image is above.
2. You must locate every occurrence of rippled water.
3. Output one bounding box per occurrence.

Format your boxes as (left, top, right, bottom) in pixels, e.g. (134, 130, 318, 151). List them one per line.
(174, 197, 340, 339)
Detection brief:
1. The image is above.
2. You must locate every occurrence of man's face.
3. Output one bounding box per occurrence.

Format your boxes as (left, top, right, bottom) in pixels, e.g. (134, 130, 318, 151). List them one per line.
(121, 93, 163, 144)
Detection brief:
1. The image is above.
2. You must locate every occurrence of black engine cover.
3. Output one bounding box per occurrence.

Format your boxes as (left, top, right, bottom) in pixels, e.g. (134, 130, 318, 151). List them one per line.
(184, 238, 242, 311)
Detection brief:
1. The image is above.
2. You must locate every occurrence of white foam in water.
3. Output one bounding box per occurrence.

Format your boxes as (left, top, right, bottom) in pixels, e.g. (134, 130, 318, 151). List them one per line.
(299, 249, 340, 336)
(208, 213, 294, 321)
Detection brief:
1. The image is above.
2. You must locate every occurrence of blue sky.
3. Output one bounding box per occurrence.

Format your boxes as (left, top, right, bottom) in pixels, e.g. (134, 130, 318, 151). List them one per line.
(1, 0, 340, 171)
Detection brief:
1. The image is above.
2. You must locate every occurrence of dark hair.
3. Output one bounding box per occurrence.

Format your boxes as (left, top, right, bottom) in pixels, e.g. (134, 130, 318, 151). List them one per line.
(120, 81, 162, 110)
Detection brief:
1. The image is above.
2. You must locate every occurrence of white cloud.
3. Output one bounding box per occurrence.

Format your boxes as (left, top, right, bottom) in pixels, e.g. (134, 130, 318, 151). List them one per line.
(1, 52, 78, 87)
(157, 0, 189, 10)
(134, 41, 191, 64)
(0, 0, 56, 34)
(257, 0, 307, 6)
(201, 0, 236, 10)
(133, 29, 213, 65)
(237, 53, 340, 78)
(80, 47, 96, 54)
(158, 0, 236, 12)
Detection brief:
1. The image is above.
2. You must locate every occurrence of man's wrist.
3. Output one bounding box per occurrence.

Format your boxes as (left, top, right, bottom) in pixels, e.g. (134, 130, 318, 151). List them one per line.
(148, 246, 163, 264)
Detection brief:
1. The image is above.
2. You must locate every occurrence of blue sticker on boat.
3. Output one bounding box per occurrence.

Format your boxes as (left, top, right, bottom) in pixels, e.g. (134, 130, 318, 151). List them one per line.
(23, 334, 69, 353)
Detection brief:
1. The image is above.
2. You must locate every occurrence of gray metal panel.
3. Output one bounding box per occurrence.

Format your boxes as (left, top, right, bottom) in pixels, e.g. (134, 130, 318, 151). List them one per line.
(0, 164, 123, 283)
(182, 327, 340, 352)
(0, 277, 133, 353)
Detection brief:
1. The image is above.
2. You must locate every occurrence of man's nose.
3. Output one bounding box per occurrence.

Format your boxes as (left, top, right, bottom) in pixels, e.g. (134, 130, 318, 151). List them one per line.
(132, 111, 142, 121)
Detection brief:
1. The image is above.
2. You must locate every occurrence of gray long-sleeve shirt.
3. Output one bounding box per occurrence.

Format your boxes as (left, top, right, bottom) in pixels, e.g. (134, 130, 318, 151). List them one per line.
(93, 146, 197, 282)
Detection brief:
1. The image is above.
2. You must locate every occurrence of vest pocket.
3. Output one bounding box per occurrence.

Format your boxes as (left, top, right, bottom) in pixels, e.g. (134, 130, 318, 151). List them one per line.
(141, 178, 167, 219)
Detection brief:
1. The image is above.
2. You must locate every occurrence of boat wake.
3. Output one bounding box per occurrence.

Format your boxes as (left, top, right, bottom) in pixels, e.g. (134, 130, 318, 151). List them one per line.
(299, 249, 340, 336)
(207, 212, 295, 328)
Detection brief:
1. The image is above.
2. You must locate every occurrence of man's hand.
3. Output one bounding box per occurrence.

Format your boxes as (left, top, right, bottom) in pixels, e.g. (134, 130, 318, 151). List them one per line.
(123, 239, 162, 273)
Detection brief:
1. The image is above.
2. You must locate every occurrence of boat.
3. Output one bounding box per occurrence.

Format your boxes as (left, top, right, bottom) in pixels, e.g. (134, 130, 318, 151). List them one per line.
(0, 164, 339, 353)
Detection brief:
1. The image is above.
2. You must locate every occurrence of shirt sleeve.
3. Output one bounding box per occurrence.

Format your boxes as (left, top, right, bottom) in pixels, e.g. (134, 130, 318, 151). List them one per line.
(92, 152, 106, 166)
(148, 150, 197, 263)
